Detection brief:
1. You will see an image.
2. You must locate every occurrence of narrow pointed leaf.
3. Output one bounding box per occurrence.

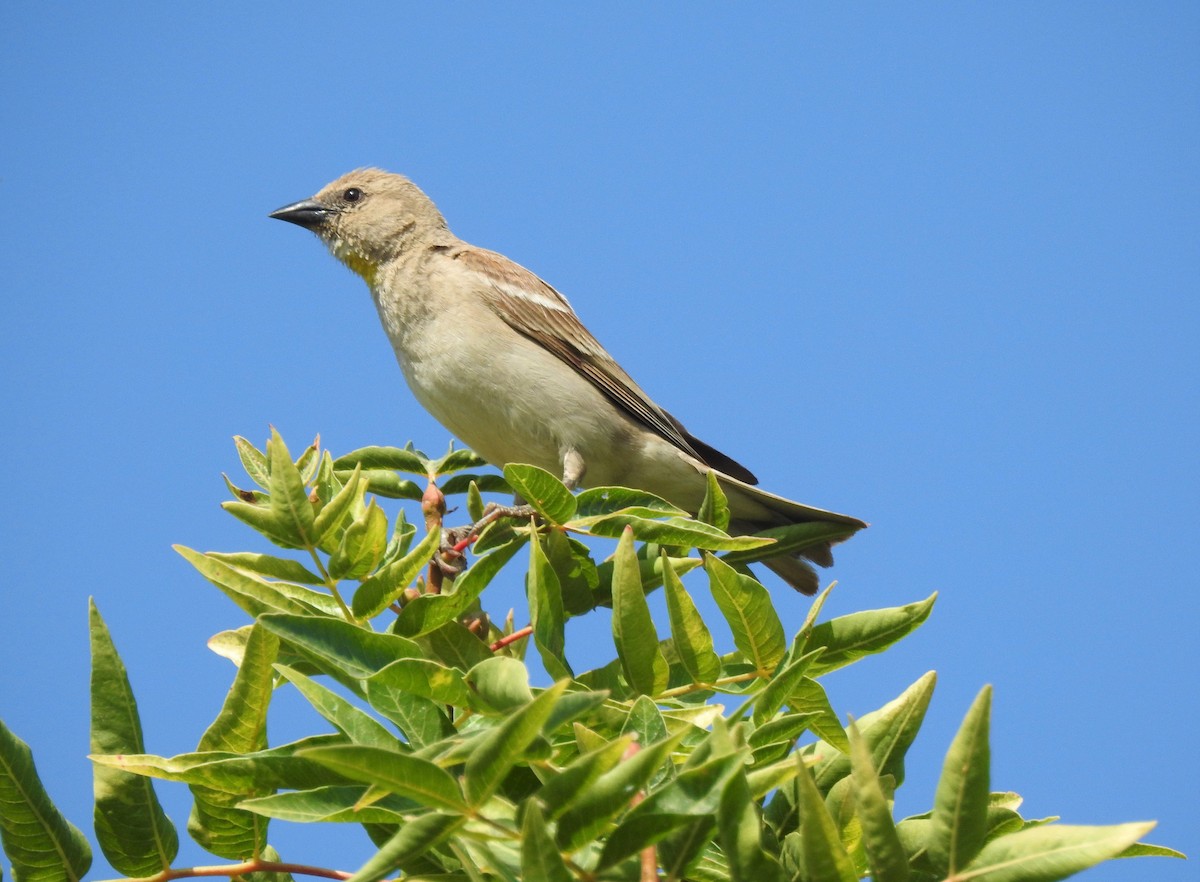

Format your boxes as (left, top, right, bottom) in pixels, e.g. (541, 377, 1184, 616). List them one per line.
(352, 526, 441, 620)
(794, 757, 858, 882)
(299, 746, 466, 812)
(697, 469, 731, 531)
(89, 600, 178, 876)
(536, 737, 632, 820)
(662, 551, 721, 684)
(753, 648, 823, 726)
(789, 677, 848, 752)
(589, 514, 770, 550)
(811, 671, 936, 794)
(274, 666, 397, 749)
(234, 435, 271, 488)
(334, 445, 430, 475)
(0, 719, 93, 882)
(267, 427, 315, 544)
(611, 527, 668, 696)
(329, 498, 389, 580)
(528, 534, 571, 679)
(188, 624, 278, 859)
(850, 721, 909, 882)
(258, 614, 424, 684)
(960, 821, 1156, 882)
(705, 554, 786, 671)
(175, 546, 316, 617)
(204, 552, 323, 585)
(345, 812, 463, 882)
(464, 656, 535, 714)
(803, 593, 937, 677)
(717, 767, 788, 882)
(929, 685, 992, 876)
(238, 786, 414, 824)
(555, 732, 684, 852)
(465, 680, 569, 806)
(521, 802, 572, 882)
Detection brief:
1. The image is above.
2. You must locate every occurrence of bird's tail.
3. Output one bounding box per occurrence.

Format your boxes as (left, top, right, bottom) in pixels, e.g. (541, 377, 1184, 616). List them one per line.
(719, 475, 867, 595)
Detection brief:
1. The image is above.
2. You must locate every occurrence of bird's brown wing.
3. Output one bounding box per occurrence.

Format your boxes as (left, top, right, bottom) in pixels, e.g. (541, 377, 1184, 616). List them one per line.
(452, 246, 758, 484)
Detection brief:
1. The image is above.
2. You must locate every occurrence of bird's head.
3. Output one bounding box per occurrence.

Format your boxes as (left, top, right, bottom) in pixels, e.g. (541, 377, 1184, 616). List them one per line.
(270, 168, 448, 285)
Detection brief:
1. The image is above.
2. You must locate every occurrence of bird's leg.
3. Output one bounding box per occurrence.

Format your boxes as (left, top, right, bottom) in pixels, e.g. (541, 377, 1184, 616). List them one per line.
(562, 447, 586, 490)
(434, 450, 585, 584)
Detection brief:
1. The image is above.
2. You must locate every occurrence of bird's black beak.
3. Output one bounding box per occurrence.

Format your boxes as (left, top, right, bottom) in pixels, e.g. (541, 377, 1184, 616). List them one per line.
(269, 199, 334, 230)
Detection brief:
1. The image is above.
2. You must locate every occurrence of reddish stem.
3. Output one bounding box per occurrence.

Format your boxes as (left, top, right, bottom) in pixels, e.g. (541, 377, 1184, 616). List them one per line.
(490, 625, 533, 652)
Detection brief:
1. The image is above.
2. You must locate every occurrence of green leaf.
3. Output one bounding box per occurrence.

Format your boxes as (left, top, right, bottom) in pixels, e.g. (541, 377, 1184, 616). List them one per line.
(705, 554, 786, 671)
(346, 811, 463, 882)
(960, 821, 1156, 882)
(464, 680, 569, 807)
(929, 685, 992, 876)
(521, 802, 572, 882)
(803, 593, 937, 677)
(555, 732, 684, 852)
(267, 426, 316, 545)
(717, 766, 788, 882)
(588, 514, 770, 551)
(362, 686, 453, 750)
(535, 737, 631, 820)
(392, 535, 527, 638)
(234, 435, 271, 488)
(188, 624, 278, 859)
(793, 757, 857, 882)
(621, 696, 670, 753)
(334, 445, 429, 475)
(502, 463, 577, 524)
(89, 600, 178, 876)
(543, 528, 599, 617)
(0, 719, 92, 882)
(599, 751, 745, 870)
(238, 786, 414, 824)
(752, 648, 823, 727)
(527, 534, 572, 679)
(175, 546, 319, 618)
(366, 659, 472, 708)
(849, 720, 909, 882)
(299, 745, 467, 812)
(274, 666, 397, 749)
(431, 447, 488, 475)
(351, 526, 441, 620)
(258, 614, 424, 686)
(422, 622, 492, 672)
(661, 551, 721, 685)
(203, 552, 323, 585)
(811, 671, 936, 794)
(335, 469, 423, 500)
(788, 677, 848, 752)
(465, 657, 535, 714)
(329, 498, 389, 580)
(441, 472, 511, 497)
(611, 527, 669, 696)
(89, 737, 349, 792)
(573, 486, 687, 519)
(697, 469, 731, 532)
(1117, 840, 1186, 859)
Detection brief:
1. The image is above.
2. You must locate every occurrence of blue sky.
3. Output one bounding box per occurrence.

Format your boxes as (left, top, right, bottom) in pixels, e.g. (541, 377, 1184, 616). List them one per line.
(1, 4, 1196, 880)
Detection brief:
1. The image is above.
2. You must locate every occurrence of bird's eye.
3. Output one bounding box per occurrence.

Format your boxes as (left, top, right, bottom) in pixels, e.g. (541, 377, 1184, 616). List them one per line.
(343, 187, 363, 203)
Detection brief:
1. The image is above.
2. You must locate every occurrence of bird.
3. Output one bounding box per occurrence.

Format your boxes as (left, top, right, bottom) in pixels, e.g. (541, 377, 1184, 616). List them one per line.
(269, 169, 865, 593)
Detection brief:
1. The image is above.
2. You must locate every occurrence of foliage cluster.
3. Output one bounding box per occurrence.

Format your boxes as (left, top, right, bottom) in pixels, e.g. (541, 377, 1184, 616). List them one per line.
(0, 431, 1181, 881)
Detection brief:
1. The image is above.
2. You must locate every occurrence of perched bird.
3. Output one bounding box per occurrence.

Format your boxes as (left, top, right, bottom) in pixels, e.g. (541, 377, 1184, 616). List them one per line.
(270, 169, 865, 592)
